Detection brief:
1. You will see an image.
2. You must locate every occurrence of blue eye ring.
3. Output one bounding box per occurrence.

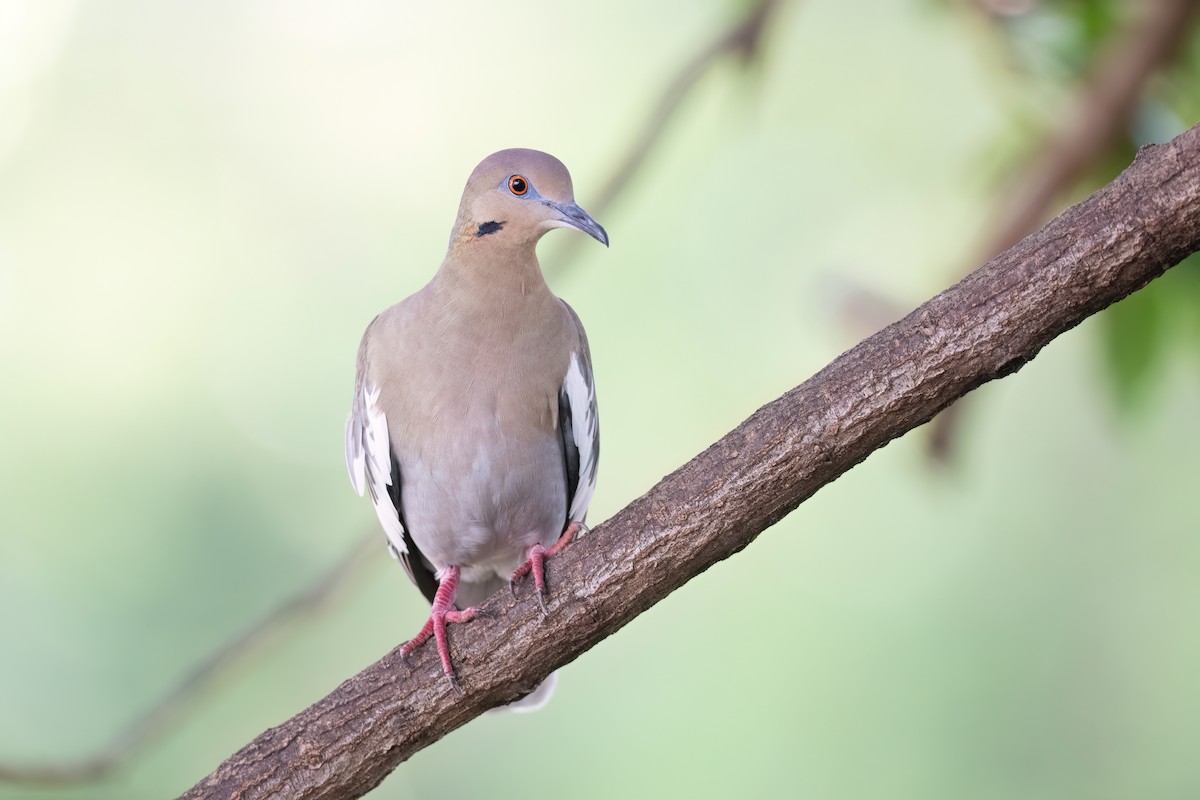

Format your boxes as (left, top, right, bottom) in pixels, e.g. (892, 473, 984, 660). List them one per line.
(508, 175, 529, 196)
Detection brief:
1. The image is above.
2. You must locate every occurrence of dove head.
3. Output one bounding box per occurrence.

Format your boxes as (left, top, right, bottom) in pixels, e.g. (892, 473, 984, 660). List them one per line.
(449, 148, 608, 253)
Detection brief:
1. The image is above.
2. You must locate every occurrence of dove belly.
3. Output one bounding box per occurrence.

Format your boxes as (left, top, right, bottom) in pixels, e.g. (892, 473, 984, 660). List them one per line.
(398, 432, 567, 583)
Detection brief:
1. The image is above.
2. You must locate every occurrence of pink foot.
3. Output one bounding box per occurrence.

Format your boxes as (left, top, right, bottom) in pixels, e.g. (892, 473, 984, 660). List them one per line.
(509, 521, 587, 615)
(399, 565, 477, 694)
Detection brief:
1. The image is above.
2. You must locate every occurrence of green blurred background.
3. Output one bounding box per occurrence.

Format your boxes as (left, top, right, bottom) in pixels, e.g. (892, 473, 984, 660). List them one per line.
(2, 0, 1199, 798)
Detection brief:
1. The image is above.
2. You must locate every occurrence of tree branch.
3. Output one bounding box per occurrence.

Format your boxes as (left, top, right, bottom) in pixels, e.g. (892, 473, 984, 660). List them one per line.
(181, 122, 1200, 800)
(984, 0, 1199, 258)
(927, 0, 1200, 460)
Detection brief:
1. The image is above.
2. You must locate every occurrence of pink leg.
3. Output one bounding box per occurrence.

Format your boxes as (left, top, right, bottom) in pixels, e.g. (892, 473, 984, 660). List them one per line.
(510, 521, 587, 615)
(399, 565, 478, 694)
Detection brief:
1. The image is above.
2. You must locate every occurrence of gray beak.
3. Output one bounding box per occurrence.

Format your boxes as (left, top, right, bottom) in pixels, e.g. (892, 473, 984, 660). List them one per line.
(546, 199, 609, 247)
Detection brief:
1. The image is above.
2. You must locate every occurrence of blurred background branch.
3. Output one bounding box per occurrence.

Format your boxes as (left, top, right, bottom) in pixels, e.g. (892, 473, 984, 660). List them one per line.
(549, 0, 783, 272)
(0, 533, 378, 785)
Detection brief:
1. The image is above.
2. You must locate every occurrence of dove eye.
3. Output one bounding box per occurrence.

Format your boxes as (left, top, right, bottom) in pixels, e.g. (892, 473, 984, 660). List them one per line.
(508, 175, 529, 196)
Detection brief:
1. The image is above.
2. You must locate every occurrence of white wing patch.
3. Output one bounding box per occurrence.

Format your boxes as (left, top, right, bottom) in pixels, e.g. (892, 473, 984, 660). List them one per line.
(564, 352, 598, 523)
(345, 384, 407, 560)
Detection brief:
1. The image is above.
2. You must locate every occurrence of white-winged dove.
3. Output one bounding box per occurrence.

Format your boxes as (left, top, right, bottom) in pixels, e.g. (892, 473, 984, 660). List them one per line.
(345, 149, 606, 700)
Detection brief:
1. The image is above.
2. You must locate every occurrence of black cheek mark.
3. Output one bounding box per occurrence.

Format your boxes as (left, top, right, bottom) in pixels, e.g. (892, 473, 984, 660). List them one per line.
(476, 221, 505, 237)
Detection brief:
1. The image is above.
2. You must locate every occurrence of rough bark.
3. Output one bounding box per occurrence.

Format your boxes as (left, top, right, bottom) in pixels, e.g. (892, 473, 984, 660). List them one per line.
(182, 122, 1200, 800)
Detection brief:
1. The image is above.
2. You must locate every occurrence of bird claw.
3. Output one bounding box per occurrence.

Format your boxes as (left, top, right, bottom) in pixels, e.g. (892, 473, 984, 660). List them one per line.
(510, 558, 532, 592)
(399, 567, 478, 691)
(509, 525, 581, 614)
(510, 544, 547, 610)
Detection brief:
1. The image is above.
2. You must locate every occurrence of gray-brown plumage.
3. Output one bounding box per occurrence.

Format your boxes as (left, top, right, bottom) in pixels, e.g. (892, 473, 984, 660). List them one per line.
(345, 149, 605, 702)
